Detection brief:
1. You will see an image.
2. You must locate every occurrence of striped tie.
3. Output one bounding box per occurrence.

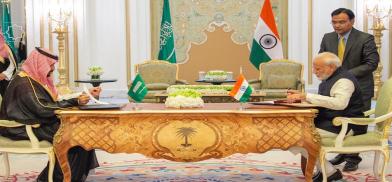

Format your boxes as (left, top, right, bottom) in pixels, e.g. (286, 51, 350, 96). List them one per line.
(338, 37, 345, 62)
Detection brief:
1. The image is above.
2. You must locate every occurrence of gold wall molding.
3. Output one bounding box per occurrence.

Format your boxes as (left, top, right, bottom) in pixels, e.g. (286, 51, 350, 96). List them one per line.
(363, 6, 368, 33)
(151, 0, 288, 63)
(65, 24, 70, 86)
(73, 0, 79, 86)
(389, 16, 392, 78)
(307, 0, 313, 84)
(125, 0, 131, 84)
(48, 20, 53, 51)
(39, 1, 44, 48)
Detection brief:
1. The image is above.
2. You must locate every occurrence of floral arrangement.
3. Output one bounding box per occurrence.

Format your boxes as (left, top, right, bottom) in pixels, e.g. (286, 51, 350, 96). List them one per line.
(165, 89, 204, 108)
(167, 85, 233, 95)
(87, 66, 104, 76)
(204, 70, 228, 81)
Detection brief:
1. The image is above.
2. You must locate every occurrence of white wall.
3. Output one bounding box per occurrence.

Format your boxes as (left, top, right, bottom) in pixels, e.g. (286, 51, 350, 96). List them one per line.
(130, 0, 151, 78)
(24, 0, 152, 98)
(78, 0, 128, 96)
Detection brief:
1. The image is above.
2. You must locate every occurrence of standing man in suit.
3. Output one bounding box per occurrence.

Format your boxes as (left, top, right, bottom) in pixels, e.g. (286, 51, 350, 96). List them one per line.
(319, 8, 379, 172)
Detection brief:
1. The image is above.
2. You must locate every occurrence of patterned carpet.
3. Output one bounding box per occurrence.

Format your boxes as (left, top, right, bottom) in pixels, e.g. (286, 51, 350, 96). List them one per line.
(3, 154, 392, 182)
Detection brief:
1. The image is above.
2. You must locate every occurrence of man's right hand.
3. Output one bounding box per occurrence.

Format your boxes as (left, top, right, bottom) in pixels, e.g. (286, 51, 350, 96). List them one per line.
(89, 87, 102, 98)
(0, 73, 7, 80)
(287, 90, 306, 101)
(77, 94, 90, 105)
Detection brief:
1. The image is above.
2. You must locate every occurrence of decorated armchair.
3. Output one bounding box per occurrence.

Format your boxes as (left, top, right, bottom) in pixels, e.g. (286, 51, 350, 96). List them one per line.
(318, 78, 392, 181)
(130, 60, 188, 103)
(249, 59, 304, 99)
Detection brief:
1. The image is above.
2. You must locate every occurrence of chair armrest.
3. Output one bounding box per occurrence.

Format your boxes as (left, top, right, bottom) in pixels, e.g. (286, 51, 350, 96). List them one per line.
(333, 111, 392, 126)
(248, 79, 261, 90)
(333, 117, 375, 126)
(176, 79, 189, 85)
(364, 108, 375, 117)
(331, 112, 392, 147)
(332, 117, 375, 147)
(0, 120, 24, 127)
(297, 79, 305, 92)
(26, 125, 40, 149)
(0, 120, 42, 148)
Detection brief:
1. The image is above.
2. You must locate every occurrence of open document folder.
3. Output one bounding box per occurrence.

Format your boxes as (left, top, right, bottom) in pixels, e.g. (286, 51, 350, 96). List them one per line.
(249, 99, 317, 108)
(78, 84, 123, 110)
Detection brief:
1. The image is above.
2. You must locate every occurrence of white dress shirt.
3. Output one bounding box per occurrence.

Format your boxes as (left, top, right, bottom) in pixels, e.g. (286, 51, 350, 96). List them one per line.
(2, 59, 15, 80)
(306, 78, 354, 110)
(1, 47, 17, 80)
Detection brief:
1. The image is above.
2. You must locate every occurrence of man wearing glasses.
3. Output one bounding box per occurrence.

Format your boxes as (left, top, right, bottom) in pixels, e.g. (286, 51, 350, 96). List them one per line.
(319, 8, 379, 172)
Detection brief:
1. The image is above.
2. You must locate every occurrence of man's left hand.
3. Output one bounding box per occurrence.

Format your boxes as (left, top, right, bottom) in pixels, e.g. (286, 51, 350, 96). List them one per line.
(78, 94, 90, 105)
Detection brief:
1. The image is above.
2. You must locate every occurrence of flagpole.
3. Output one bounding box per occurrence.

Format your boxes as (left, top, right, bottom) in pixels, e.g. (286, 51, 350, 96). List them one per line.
(239, 66, 244, 111)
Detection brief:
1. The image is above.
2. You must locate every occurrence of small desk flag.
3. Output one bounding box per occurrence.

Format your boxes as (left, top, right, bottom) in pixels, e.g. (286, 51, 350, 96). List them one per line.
(128, 74, 148, 102)
(229, 74, 253, 102)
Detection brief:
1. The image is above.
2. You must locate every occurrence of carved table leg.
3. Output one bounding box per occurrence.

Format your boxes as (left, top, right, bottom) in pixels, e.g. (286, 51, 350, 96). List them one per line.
(54, 144, 71, 182)
(301, 125, 321, 181)
(53, 122, 72, 182)
(305, 151, 318, 182)
(300, 153, 318, 182)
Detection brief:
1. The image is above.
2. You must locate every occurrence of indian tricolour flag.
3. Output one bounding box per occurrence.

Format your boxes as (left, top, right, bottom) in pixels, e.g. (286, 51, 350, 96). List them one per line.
(229, 74, 253, 102)
(249, 0, 283, 69)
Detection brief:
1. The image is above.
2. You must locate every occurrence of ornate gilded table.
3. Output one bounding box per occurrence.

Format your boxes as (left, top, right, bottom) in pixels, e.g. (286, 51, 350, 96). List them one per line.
(54, 103, 320, 182)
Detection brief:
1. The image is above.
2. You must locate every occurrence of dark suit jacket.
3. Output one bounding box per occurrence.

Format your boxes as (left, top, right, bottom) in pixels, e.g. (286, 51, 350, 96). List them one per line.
(319, 28, 379, 102)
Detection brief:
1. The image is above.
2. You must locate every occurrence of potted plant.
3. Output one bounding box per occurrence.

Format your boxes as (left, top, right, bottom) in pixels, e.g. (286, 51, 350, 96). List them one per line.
(87, 66, 103, 80)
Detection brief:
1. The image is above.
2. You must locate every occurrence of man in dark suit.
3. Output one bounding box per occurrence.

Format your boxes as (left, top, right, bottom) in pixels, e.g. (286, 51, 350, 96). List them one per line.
(319, 8, 379, 172)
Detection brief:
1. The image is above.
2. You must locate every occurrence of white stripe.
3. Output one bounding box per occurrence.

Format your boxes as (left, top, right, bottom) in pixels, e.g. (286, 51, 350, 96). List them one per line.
(253, 17, 283, 59)
(234, 80, 249, 100)
(166, 49, 175, 60)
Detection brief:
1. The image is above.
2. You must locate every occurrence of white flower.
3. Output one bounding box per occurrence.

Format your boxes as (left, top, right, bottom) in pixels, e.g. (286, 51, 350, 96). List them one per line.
(165, 96, 204, 108)
(204, 70, 228, 81)
(87, 66, 104, 76)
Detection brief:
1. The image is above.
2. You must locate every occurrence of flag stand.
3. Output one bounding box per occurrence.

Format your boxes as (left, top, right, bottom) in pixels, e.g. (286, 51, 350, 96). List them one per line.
(132, 102, 140, 110)
(239, 102, 245, 111)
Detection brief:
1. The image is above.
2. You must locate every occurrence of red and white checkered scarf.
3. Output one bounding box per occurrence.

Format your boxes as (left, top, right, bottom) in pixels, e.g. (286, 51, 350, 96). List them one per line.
(22, 49, 58, 99)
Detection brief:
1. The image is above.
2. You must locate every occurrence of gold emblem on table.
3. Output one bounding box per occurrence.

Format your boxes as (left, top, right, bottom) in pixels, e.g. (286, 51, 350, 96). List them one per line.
(152, 119, 221, 162)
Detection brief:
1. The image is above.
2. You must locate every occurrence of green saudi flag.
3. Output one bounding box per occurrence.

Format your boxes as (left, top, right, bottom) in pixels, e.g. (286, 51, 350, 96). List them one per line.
(128, 74, 148, 103)
(158, 0, 176, 63)
(1, 2, 17, 57)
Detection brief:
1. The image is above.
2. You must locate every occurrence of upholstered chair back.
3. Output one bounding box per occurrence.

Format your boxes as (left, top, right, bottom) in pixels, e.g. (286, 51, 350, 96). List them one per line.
(136, 60, 178, 85)
(374, 78, 392, 134)
(259, 59, 303, 90)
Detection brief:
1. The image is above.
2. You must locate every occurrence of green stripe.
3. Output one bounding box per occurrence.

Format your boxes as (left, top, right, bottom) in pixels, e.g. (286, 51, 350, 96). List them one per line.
(249, 39, 271, 69)
(2, 3, 18, 60)
(239, 86, 253, 102)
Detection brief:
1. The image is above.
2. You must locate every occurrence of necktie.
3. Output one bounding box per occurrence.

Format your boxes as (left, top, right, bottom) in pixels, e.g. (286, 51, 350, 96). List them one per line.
(338, 37, 345, 62)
